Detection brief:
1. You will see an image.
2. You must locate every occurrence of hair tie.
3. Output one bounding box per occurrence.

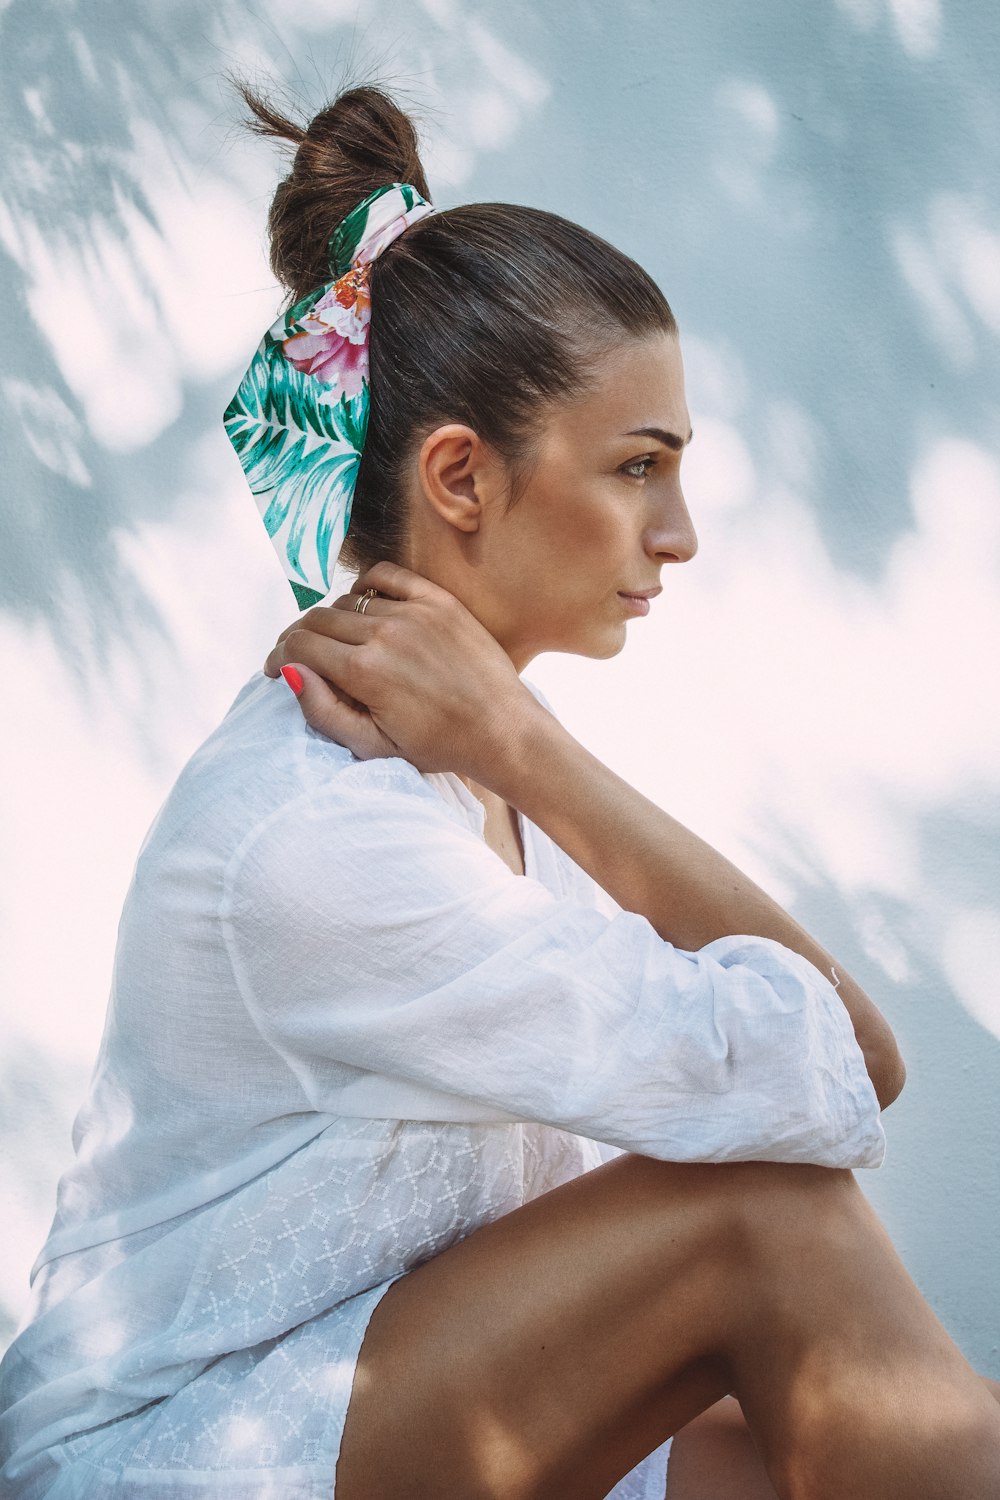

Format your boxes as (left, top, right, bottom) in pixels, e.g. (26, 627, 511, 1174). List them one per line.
(224, 183, 434, 609)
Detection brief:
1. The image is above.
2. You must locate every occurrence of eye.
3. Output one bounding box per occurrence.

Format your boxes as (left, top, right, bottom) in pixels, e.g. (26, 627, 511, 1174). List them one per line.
(621, 456, 656, 480)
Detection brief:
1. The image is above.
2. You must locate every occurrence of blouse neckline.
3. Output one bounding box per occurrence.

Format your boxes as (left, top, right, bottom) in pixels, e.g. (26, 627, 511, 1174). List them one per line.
(422, 769, 534, 881)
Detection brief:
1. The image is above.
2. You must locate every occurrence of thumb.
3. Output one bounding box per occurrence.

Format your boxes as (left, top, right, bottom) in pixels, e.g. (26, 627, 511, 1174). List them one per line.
(279, 663, 391, 760)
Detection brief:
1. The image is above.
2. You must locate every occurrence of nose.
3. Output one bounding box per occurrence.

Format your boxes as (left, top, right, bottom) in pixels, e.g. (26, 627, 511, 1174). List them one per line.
(645, 482, 699, 564)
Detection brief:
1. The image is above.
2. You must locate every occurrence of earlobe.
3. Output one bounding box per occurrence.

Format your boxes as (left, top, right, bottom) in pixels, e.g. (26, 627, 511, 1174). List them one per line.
(418, 424, 490, 536)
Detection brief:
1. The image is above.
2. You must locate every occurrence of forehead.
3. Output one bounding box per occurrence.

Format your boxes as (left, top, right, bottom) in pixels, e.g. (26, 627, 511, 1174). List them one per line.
(553, 331, 690, 442)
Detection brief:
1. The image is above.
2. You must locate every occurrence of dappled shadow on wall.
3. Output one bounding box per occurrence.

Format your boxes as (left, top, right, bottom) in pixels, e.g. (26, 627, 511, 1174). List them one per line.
(0, 0, 557, 695)
(745, 790, 1000, 1361)
(3, 0, 1000, 674)
(0, 1038, 91, 1349)
(514, 1, 1000, 582)
(0, 0, 225, 670)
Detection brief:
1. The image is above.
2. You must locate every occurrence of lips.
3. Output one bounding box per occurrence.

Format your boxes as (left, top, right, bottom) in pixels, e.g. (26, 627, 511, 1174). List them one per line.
(618, 586, 663, 600)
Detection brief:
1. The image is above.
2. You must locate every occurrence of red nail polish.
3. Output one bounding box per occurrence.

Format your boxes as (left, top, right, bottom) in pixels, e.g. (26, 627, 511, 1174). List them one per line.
(280, 665, 304, 696)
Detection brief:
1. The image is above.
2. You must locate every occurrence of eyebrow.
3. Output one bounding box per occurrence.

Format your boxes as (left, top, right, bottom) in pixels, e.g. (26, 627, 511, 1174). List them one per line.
(625, 425, 694, 451)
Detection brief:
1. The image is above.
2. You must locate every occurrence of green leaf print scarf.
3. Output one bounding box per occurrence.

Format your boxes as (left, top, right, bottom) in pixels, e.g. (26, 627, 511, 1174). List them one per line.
(224, 183, 434, 610)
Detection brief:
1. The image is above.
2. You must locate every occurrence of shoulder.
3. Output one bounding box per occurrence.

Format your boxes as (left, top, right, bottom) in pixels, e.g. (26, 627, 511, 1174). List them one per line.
(134, 673, 376, 879)
(224, 748, 475, 883)
(220, 746, 536, 964)
(212, 693, 484, 903)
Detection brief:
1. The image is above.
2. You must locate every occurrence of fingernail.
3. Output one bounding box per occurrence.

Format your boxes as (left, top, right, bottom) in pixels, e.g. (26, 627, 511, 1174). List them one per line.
(280, 665, 304, 696)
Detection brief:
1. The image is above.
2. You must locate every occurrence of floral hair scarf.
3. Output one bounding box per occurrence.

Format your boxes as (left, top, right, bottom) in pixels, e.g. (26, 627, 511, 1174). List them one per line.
(223, 183, 434, 610)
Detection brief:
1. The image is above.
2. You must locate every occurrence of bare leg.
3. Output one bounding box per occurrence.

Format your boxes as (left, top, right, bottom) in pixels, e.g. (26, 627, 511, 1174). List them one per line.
(666, 1377, 1000, 1499)
(732, 1167, 1000, 1497)
(667, 1397, 779, 1499)
(336, 1155, 1000, 1499)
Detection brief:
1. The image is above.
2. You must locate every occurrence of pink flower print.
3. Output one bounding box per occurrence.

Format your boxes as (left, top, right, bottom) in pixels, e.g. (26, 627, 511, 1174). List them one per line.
(357, 213, 411, 265)
(324, 266, 372, 335)
(282, 266, 372, 399)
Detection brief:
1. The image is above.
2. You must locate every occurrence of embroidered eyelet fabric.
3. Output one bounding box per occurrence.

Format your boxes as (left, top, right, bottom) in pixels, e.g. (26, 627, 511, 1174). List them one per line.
(0, 671, 886, 1499)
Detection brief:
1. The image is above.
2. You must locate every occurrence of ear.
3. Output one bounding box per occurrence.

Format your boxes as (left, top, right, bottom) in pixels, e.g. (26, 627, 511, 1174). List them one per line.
(417, 424, 504, 536)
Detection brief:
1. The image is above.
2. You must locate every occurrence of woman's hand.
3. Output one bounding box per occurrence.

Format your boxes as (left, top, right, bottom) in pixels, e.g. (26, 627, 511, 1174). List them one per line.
(263, 560, 543, 779)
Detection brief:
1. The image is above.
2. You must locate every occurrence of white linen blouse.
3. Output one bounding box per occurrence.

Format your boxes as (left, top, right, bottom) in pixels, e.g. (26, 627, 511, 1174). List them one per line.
(0, 670, 886, 1500)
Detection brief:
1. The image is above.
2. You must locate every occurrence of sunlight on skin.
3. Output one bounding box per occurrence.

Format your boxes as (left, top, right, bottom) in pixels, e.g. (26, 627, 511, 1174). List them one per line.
(469, 1408, 544, 1497)
(779, 1374, 996, 1500)
(666, 1399, 779, 1500)
(666, 1381, 1000, 1499)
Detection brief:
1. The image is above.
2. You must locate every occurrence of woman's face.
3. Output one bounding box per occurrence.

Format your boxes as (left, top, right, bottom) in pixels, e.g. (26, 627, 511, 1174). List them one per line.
(408, 331, 697, 671)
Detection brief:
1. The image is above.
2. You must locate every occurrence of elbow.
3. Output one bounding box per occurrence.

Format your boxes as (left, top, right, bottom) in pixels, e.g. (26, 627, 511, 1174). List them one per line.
(873, 1045, 907, 1111)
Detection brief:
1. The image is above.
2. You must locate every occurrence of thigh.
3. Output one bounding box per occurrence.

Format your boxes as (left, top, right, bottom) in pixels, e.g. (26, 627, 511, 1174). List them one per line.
(336, 1153, 839, 1500)
(666, 1396, 779, 1499)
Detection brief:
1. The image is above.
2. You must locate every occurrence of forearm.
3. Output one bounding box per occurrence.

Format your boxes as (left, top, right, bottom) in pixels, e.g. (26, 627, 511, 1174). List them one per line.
(486, 699, 906, 1110)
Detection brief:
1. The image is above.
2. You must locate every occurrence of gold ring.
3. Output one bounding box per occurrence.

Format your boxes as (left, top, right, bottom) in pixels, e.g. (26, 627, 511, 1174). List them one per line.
(354, 587, 379, 614)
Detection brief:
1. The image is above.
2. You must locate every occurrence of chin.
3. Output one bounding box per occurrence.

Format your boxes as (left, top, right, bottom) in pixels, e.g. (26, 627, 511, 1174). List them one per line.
(570, 624, 628, 661)
(599, 636, 628, 660)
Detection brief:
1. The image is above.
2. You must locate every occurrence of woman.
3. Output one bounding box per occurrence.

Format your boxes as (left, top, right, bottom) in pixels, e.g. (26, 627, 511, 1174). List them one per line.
(2, 82, 998, 1500)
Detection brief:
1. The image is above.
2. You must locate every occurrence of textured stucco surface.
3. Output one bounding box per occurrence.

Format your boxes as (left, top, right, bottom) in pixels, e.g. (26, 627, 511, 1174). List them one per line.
(1, 0, 997, 1376)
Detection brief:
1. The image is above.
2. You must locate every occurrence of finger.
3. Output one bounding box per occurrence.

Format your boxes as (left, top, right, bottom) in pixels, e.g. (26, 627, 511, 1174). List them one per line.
(353, 558, 451, 604)
(264, 627, 363, 697)
(263, 618, 307, 673)
(329, 592, 401, 615)
(278, 662, 379, 752)
(263, 605, 347, 676)
(263, 607, 385, 679)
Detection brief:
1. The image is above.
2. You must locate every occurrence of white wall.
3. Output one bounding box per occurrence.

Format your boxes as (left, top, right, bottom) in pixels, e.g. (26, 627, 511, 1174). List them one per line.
(2, 0, 998, 1368)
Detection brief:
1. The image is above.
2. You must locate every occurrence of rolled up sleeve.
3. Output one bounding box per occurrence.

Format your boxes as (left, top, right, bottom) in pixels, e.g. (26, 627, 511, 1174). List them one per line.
(220, 755, 886, 1169)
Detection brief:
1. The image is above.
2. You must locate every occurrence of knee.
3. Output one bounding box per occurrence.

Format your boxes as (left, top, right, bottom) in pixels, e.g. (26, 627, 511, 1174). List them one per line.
(724, 1160, 867, 1261)
(604, 1153, 868, 1282)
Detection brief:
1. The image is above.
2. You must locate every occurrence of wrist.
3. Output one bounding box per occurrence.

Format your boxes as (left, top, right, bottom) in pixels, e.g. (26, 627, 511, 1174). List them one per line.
(471, 689, 570, 803)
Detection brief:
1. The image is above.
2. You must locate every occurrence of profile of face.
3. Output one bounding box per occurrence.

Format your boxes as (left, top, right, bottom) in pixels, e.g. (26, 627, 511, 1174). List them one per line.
(405, 331, 698, 672)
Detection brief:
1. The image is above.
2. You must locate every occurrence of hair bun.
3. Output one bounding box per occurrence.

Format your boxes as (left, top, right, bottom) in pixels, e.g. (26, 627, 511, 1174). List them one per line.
(236, 80, 430, 301)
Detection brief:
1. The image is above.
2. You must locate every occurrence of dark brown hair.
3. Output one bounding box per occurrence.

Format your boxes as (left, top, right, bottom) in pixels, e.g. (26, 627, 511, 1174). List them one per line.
(237, 80, 678, 574)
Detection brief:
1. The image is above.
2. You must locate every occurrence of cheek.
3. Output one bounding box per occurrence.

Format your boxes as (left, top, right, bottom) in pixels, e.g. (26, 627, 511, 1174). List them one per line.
(562, 504, 629, 582)
(507, 467, 627, 596)
(549, 485, 623, 552)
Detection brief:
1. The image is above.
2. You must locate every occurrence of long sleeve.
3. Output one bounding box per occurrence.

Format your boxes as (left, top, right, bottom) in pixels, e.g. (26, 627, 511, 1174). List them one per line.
(220, 752, 886, 1169)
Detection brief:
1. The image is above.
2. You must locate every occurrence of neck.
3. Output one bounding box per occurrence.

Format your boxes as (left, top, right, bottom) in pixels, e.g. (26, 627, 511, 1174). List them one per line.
(397, 539, 540, 675)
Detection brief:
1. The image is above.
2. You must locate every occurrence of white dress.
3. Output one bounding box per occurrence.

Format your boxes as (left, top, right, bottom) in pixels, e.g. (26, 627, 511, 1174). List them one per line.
(0, 671, 887, 1499)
